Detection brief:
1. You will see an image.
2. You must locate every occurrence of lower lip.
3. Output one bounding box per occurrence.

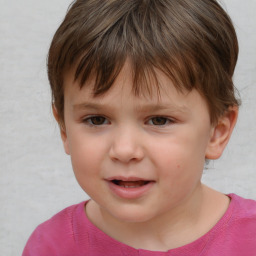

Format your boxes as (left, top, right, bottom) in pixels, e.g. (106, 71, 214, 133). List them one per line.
(107, 181, 154, 199)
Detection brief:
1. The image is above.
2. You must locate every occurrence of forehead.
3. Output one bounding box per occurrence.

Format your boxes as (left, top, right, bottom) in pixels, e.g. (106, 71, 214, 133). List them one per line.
(64, 63, 184, 102)
(63, 61, 210, 119)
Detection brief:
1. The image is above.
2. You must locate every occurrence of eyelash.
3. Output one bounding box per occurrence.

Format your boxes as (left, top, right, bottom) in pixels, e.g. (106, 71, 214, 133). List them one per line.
(82, 116, 109, 126)
(82, 115, 175, 127)
(147, 116, 174, 126)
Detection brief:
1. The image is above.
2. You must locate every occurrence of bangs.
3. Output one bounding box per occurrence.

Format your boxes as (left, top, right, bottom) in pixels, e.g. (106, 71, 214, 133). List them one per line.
(67, 0, 197, 97)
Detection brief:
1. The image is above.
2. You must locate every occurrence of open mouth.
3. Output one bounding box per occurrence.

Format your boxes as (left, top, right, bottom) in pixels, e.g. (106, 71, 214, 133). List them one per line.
(107, 178, 154, 199)
(111, 180, 150, 188)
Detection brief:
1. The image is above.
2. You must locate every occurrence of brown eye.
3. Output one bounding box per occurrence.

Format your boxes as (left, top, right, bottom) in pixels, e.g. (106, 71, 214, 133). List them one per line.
(150, 117, 168, 125)
(88, 116, 107, 125)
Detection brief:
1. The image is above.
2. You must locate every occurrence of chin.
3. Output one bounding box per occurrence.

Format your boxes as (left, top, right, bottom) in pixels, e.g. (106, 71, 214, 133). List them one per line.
(106, 204, 156, 224)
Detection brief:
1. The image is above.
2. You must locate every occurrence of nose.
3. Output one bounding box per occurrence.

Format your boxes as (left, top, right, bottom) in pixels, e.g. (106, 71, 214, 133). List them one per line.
(109, 126, 144, 163)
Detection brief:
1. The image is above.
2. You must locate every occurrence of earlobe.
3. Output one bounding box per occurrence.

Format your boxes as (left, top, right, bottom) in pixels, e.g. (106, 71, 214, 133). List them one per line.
(52, 104, 70, 155)
(206, 106, 238, 160)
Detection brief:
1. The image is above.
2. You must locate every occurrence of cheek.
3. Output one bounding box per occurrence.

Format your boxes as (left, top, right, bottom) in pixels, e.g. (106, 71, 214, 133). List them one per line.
(156, 147, 204, 201)
(68, 133, 107, 175)
(69, 142, 104, 195)
(150, 135, 206, 177)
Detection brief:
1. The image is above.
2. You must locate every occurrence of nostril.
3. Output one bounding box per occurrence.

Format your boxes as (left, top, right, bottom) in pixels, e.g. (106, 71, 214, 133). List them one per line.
(109, 144, 145, 163)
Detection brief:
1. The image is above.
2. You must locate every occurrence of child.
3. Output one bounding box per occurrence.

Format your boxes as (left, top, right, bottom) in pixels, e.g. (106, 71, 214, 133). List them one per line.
(23, 0, 256, 255)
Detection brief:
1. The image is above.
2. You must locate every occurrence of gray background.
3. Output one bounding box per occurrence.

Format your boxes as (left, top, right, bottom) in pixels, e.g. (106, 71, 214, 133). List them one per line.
(0, 0, 255, 255)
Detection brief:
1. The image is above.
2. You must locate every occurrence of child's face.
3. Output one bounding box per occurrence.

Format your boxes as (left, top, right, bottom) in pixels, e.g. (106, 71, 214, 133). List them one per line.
(60, 62, 217, 223)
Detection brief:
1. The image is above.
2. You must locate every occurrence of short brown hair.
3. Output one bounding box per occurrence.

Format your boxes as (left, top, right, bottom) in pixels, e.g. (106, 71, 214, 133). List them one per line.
(48, 0, 240, 125)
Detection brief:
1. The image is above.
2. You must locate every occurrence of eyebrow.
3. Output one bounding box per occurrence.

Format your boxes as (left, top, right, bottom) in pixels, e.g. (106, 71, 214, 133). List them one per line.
(136, 104, 189, 114)
(72, 102, 189, 114)
(73, 102, 107, 111)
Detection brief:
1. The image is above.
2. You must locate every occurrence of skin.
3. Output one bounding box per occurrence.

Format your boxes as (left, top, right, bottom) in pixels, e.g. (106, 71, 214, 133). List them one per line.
(54, 61, 238, 251)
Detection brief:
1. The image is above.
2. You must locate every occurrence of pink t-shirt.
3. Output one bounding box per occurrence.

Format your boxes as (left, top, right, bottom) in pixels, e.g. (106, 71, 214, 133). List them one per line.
(22, 194, 256, 255)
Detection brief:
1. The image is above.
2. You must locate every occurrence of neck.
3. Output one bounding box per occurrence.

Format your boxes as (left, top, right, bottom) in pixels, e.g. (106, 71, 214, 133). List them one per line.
(86, 185, 230, 251)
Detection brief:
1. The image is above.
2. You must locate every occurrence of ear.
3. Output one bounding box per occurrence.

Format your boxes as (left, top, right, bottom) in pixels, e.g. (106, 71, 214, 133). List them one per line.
(206, 106, 238, 160)
(52, 104, 70, 155)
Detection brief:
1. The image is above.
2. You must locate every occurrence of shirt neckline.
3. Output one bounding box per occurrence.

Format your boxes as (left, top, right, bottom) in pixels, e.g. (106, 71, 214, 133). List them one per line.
(74, 194, 237, 255)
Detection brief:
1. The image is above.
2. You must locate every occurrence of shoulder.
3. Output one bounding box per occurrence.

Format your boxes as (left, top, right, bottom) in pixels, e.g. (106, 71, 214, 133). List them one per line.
(229, 193, 256, 220)
(22, 201, 87, 256)
(227, 194, 256, 238)
(207, 194, 256, 255)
